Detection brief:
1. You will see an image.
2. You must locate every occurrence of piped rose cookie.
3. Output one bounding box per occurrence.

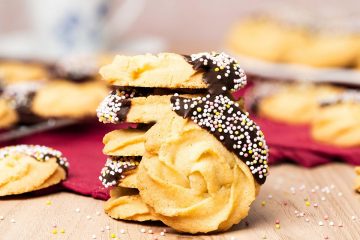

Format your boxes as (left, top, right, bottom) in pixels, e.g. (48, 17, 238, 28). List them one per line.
(311, 90, 360, 147)
(0, 145, 69, 196)
(97, 52, 268, 233)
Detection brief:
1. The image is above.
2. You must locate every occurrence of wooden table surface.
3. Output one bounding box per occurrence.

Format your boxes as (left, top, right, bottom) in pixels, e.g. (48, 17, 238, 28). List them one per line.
(1, 163, 359, 240)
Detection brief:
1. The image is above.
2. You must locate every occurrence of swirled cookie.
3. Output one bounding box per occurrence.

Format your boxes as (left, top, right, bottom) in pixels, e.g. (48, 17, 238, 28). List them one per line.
(32, 80, 108, 119)
(0, 145, 68, 196)
(138, 113, 261, 233)
(284, 34, 359, 68)
(0, 61, 48, 84)
(311, 91, 360, 147)
(255, 83, 343, 124)
(227, 19, 308, 62)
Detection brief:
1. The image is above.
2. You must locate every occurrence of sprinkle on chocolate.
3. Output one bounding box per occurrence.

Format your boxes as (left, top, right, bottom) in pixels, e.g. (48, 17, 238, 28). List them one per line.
(99, 156, 141, 188)
(172, 52, 268, 184)
(0, 145, 69, 172)
(183, 52, 247, 93)
(96, 89, 137, 123)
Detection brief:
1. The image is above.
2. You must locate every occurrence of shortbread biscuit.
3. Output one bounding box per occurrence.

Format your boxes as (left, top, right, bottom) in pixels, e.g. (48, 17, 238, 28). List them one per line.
(103, 129, 146, 156)
(2, 81, 45, 124)
(0, 61, 48, 84)
(137, 114, 261, 233)
(0, 99, 18, 128)
(100, 53, 246, 92)
(227, 19, 308, 62)
(284, 34, 359, 68)
(355, 167, 360, 193)
(104, 187, 156, 221)
(0, 145, 68, 196)
(256, 83, 343, 124)
(97, 88, 200, 124)
(32, 80, 108, 119)
(311, 91, 360, 147)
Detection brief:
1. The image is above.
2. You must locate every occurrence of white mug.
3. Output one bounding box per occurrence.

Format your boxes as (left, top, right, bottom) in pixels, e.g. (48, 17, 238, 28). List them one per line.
(0, 0, 144, 60)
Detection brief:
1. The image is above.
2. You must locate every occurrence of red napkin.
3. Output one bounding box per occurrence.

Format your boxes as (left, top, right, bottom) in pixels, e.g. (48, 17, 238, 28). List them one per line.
(2, 109, 360, 200)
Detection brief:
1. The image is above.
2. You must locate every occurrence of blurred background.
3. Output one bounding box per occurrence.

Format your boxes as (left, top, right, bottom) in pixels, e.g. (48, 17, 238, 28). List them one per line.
(0, 0, 359, 57)
(0, 0, 360, 148)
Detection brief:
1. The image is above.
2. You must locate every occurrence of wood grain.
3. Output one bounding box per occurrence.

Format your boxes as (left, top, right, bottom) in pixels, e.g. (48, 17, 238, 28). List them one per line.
(1, 163, 359, 240)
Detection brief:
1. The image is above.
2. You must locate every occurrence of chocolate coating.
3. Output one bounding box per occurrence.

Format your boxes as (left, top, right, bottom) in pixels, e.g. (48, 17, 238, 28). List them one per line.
(171, 52, 269, 184)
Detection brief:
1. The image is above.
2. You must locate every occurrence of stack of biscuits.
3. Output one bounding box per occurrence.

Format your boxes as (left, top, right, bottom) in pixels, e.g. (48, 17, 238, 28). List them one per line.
(96, 52, 269, 233)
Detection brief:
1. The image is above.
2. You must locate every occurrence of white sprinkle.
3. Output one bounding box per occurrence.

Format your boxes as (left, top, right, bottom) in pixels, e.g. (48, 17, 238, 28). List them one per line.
(86, 215, 91, 220)
(96, 211, 101, 216)
(105, 225, 110, 230)
(305, 218, 310, 222)
(337, 192, 343, 197)
(160, 231, 165, 236)
(351, 216, 357, 221)
(10, 219, 15, 223)
(329, 221, 334, 226)
(318, 221, 324, 226)
(120, 229, 126, 234)
(0, 216, 4, 220)
(92, 234, 96, 239)
(140, 228, 146, 233)
(75, 208, 80, 213)
(148, 229, 153, 234)
(321, 196, 326, 201)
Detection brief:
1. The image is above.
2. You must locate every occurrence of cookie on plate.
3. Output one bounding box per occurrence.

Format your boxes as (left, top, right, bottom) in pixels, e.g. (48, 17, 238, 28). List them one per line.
(0, 60, 48, 84)
(254, 82, 343, 124)
(32, 80, 108, 119)
(227, 18, 308, 62)
(284, 34, 359, 68)
(311, 90, 360, 147)
(0, 145, 68, 196)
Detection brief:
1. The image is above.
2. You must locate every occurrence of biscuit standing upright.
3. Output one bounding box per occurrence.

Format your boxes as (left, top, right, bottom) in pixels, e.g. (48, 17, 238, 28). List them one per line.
(96, 52, 269, 233)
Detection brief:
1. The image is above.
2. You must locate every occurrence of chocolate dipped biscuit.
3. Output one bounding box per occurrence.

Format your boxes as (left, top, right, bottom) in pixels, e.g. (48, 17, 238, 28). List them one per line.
(0, 145, 68, 196)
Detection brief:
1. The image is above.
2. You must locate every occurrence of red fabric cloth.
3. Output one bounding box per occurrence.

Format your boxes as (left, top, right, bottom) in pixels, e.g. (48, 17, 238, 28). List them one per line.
(2, 116, 360, 200)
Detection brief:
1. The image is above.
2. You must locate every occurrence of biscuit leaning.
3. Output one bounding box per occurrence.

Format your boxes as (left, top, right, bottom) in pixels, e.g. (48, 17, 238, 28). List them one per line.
(0, 145, 69, 196)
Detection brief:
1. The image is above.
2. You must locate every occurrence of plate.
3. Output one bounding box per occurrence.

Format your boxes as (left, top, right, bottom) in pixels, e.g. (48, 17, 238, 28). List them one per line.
(230, 52, 360, 86)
